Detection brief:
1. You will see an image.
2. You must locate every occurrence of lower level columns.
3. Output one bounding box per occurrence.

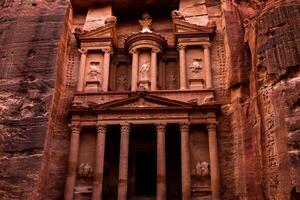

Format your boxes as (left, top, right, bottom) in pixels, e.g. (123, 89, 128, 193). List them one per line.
(92, 125, 107, 200)
(156, 123, 167, 200)
(180, 123, 191, 200)
(64, 123, 81, 200)
(207, 124, 220, 200)
(118, 123, 131, 200)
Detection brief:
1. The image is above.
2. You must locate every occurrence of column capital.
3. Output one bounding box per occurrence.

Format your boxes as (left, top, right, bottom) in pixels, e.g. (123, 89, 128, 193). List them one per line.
(202, 43, 211, 49)
(101, 47, 113, 54)
(97, 124, 107, 134)
(78, 48, 87, 54)
(179, 123, 190, 132)
(207, 123, 217, 131)
(156, 123, 167, 132)
(151, 47, 160, 54)
(69, 122, 81, 133)
(177, 44, 186, 51)
(121, 123, 131, 134)
(129, 48, 138, 54)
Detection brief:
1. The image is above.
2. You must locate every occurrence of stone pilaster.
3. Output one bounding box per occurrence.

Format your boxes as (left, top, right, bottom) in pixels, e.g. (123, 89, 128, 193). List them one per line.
(130, 49, 139, 91)
(77, 49, 87, 92)
(118, 123, 131, 200)
(203, 43, 213, 88)
(178, 44, 187, 89)
(207, 123, 220, 200)
(180, 123, 191, 200)
(151, 48, 159, 91)
(64, 122, 81, 200)
(102, 47, 113, 92)
(156, 123, 167, 200)
(92, 124, 107, 200)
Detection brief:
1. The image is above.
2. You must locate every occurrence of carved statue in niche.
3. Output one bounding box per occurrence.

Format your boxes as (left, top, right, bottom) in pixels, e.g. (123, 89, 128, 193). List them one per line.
(78, 162, 94, 178)
(189, 58, 202, 77)
(138, 12, 152, 33)
(195, 161, 210, 177)
(116, 73, 128, 91)
(139, 62, 150, 81)
(88, 61, 102, 81)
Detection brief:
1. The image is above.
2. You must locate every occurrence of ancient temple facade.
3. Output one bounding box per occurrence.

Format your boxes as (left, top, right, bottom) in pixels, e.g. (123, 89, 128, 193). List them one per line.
(66, 4, 221, 199)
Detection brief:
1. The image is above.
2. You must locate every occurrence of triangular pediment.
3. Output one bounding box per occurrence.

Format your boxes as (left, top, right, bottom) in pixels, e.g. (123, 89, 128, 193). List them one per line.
(97, 92, 194, 110)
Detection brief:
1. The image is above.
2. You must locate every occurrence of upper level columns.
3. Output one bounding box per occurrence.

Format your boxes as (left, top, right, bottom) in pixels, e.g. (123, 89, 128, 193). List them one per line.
(180, 123, 191, 200)
(178, 44, 187, 89)
(207, 123, 220, 200)
(64, 123, 81, 200)
(92, 124, 107, 200)
(77, 49, 87, 92)
(203, 43, 213, 88)
(130, 49, 139, 91)
(102, 47, 113, 92)
(151, 48, 159, 91)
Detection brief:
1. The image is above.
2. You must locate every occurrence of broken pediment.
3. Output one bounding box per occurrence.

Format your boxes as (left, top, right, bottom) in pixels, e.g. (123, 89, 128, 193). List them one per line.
(97, 92, 194, 110)
(171, 10, 215, 38)
(74, 16, 117, 47)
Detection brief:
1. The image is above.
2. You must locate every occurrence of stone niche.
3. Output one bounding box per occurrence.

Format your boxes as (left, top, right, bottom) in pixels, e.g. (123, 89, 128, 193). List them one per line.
(84, 50, 103, 92)
(158, 51, 179, 90)
(190, 125, 211, 199)
(138, 49, 152, 90)
(74, 127, 97, 199)
(109, 57, 131, 91)
(186, 47, 205, 89)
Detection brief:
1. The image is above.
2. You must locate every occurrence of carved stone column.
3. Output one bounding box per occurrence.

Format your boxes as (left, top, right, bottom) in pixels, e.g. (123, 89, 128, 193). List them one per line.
(203, 43, 213, 88)
(102, 47, 113, 92)
(156, 123, 167, 200)
(130, 49, 139, 91)
(118, 123, 131, 200)
(151, 48, 159, 91)
(64, 123, 81, 200)
(207, 123, 220, 200)
(178, 44, 187, 89)
(92, 124, 107, 200)
(180, 123, 191, 200)
(77, 49, 87, 92)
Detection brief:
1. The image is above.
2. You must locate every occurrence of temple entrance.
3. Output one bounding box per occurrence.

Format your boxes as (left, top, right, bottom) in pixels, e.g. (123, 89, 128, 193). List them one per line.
(135, 150, 156, 196)
(129, 125, 157, 199)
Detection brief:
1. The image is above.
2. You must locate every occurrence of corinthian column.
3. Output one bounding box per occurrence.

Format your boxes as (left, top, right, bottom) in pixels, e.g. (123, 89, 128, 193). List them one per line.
(64, 122, 81, 200)
(92, 124, 107, 200)
(207, 123, 220, 200)
(156, 123, 167, 200)
(77, 49, 87, 92)
(178, 44, 187, 89)
(203, 43, 213, 88)
(118, 123, 131, 200)
(180, 123, 191, 200)
(102, 47, 113, 92)
(151, 48, 159, 91)
(130, 49, 139, 91)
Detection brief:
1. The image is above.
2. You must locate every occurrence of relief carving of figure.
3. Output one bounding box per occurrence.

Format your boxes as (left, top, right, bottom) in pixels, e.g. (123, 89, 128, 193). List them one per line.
(88, 62, 102, 80)
(195, 161, 210, 177)
(117, 73, 128, 91)
(189, 59, 202, 76)
(78, 162, 94, 178)
(140, 62, 150, 80)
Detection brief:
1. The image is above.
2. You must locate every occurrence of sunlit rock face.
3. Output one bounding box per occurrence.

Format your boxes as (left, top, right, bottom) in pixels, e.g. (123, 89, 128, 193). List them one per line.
(0, 0, 299, 199)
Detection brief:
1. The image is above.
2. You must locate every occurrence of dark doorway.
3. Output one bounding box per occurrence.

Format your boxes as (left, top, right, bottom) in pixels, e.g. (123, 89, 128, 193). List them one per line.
(135, 150, 156, 196)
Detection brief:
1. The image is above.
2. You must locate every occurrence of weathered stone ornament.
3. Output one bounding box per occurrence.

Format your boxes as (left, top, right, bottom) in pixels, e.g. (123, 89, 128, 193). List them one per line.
(138, 12, 152, 33)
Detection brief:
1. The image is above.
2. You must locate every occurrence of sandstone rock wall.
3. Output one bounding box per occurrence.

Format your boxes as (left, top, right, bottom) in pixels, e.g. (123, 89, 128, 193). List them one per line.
(0, 0, 69, 199)
(222, 0, 300, 199)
